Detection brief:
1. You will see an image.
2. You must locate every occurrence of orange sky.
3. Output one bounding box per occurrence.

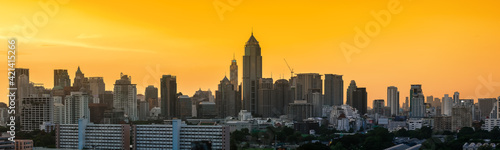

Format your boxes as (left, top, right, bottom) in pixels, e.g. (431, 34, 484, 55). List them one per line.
(1, 0, 500, 107)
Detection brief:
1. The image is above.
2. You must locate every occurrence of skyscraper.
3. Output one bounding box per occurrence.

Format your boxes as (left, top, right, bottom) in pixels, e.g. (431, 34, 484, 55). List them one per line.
(160, 75, 177, 119)
(442, 94, 452, 116)
(274, 79, 291, 116)
(145, 85, 158, 110)
(479, 98, 497, 120)
(89, 77, 105, 103)
(324, 74, 343, 106)
(346, 80, 357, 106)
(453, 92, 460, 104)
(387, 86, 399, 116)
(295, 73, 322, 102)
(258, 78, 275, 117)
(243, 32, 262, 115)
(230, 55, 238, 91)
(215, 76, 241, 118)
(73, 66, 89, 91)
(54, 69, 71, 87)
(373, 99, 385, 115)
(409, 84, 425, 118)
(65, 91, 90, 124)
(113, 73, 138, 121)
(352, 87, 367, 115)
(21, 95, 53, 131)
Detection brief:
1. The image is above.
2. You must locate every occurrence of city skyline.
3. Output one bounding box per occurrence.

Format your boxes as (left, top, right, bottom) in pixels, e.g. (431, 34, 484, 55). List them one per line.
(2, 1, 500, 107)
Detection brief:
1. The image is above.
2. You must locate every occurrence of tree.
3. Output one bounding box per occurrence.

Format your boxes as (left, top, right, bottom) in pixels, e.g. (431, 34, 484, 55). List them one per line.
(330, 142, 347, 150)
(297, 142, 330, 150)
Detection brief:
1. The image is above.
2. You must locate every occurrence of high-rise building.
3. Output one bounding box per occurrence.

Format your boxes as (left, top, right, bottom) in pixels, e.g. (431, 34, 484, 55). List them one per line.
(274, 79, 291, 116)
(145, 85, 159, 110)
(409, 85, 425, 118)
(178, 95, 192, 120)
(442, 94, 453, 116)
(88, 103, 107, 124)
(73, 66, 89, 91)
(387, 86, 399, 116)
(452, 105, 472, 131)
(54, 69, 71, 88)
(288, 100, 313, 121)
(216, 76, 241, 118)
(295, 73, 322, 102)
(160, 75, 177, 119)
(453, 92, 460, 104)
(21, 95, 53, 131)
(346, 80, 357, 106)
(13, 68, 29, 126)
(89, 77, 105, 103)
(65, 91, 90, 124)
(352, 87, 367, 115)
(373, 99, 385, 115)
(479, 98, 497, 120)
(324, 74, 343, 106)
(113, 73, 138, 121)
(99, 91, 114, 109)
(243, 32, 262, 115)
(426, 96, 434, 106)
(433, 97, 441, 107)
(53, 96, 65, 124)
(139, 101, 150, 121)
(230, 55, 238, 91)
(197, 102, 217, 119)
(257, 78, 275, 117)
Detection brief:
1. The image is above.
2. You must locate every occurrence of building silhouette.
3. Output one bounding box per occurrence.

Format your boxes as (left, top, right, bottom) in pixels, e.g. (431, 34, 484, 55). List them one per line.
(54, 69, 71, 87)
(89, 77, 105, 103)
(257, 78, 275, 117)
(409, 84, 425, 118)
(145, 85, 159, 110)
(324, 74, 343, 106)
(230, 55, 238, 91)
(387, 86, 399, 116)
(346, 80, 357, 107)
(243, 32, 262, 115)
(216, 76, 241, 118)
(274, 79, 291, 116)
(160, 75, 177, 119)
(113, 73, 138, 121)
(352, 87, 367, 115)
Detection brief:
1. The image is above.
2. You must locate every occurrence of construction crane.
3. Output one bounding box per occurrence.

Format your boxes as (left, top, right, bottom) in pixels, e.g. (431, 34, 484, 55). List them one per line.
(284, 58, 294, 78)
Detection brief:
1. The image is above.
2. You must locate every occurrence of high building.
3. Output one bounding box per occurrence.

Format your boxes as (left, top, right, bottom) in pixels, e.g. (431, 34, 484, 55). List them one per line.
(20, 95, 53, 131)
(295, 73, 322, 102)
(65, 91, 90, 124)
(191, 89, 215, 117)
(257, 78, 275, 117)
(56, 118, 131, 149)
(479, 98, 497, 120)
(346, 80, 357, 106)
(145, 85, 158, 110)
(88, 77, 105, 103)
(324, 74, 343, 106)
(139, 101, 150, 121)
(434, 116, 452, 131)
(215, 76, 241, 118)
(451, 105, 472, 131)
(113, 73, 138, 121)
(288, 100, 313, 121)
(53, 96, 65, 124)
(160, 75, 177, 119)
(132, 120, 230, 150)
(387, 86, 399, 116)
(242, 32, 262, 115)
(13, 68, 29, 126)
(352, 87, 367, 115)
(72, 66, 89, 91)
(442, 94, 453, 116)
(178, 95, 192, 120)
(373, 99, 385, 115)
(311, 91, 322, 117)
(99, 91, 114, 109)
(197, 102, 217, 119)
(409, 85, 425, 118)
(274, 79, 291, 116)
(230, 55, 238, 91)
(54, 69, 71, 88)
(88, 103, 107, 124)
(453, 92, 460, 104)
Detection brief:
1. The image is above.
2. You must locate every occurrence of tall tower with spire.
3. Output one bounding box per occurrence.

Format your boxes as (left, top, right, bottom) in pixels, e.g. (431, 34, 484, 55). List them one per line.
(243, 32, 262, 115)
(230, 54, 238, 91)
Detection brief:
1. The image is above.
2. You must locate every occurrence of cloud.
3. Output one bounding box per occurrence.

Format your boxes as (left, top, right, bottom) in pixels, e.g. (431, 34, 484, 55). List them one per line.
(76, 33, 102, 39)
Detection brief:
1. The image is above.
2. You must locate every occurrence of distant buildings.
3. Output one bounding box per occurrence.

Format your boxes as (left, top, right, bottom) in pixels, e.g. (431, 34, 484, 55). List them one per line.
(324, 74, 343, 106)
(113, 73, 138, 121)
(230, 55, 238, 91)
(145, 85, 159, 110)
(54, 69, 71, 88)
(451, 105, 472, 131)
(274, 79, 292, 116)
(215, 76, 241, 118)
(352, 87, 367, 116)
(160, 75, 177, 119)
(65, 91, 90, 124)
(178, 95, 192, 120)
(138, 101, 150, 121)
(442, 94, 452, 116)
(346, 80, 357, 107)
(373, 99, 385, 115)
(243, 32, 262, 115)
(409, 85, 425, 118)
(453, 92, 460, 104)
(387, 86, 399, 116)
(257, 78, 275, 117)
(295, 73, 322, 102)
(88, 77, 105, 103)
(479, 98, 497, 120)
(288, 100, 313, 121)
(21, 95, 53, 131)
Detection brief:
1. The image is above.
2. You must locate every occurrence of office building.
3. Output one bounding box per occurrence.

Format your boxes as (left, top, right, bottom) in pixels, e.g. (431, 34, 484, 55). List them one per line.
(132, 120, 230, 150)
(324, 74, 343, 106)
(442, 94, 452, 116)
(288, 100, 313, 121)
(113, 73, 138, 121)
(274, 79, 291, 116)
(409, 85, 425, 118)
(88, 103, 107, 124)
(352, 87, 367, 115)
(197, 102, 217, 119)
(434, 116, 452, 131)
(21, 95, 53, 131)
(161, 75, 177, 119)
(387, 86, 399, 116)
(88, 77, 105, 103)
(257, 78, 275, 117)
(53, 96, 65, 124)
(216, 76, 241, 118)
(178, 95, 192, 120)
(451, 105, 472, 131)
(55, 118, 131, 149)
(54, 69, 71, 88)
(346, 80, 357, 106)
(65, 91, 90, 124)
(453, 92, 460, 104)
(243, 32, 262, 115)
(373, 99, 385, 115)
(479, 98, 497, 120)
(145, 85, 158, 110)
(295, 73, 322, 102)
(230, 55, 238, 91)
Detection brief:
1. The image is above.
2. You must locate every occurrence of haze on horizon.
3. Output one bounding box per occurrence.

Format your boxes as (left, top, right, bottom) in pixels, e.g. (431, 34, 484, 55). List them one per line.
(1, 0, 500, 107)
